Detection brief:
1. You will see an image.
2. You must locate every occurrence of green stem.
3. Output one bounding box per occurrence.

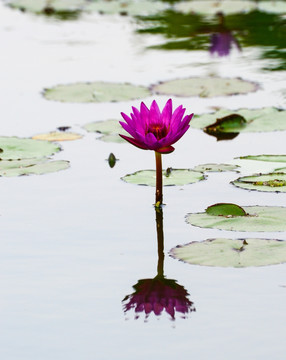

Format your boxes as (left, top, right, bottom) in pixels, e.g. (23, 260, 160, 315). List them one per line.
(155, 151, 163, 206)
(155, 207, 164, 277)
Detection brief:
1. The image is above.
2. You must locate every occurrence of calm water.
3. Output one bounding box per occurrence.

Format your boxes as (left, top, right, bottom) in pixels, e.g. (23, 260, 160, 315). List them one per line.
(0, 1, 286, 359)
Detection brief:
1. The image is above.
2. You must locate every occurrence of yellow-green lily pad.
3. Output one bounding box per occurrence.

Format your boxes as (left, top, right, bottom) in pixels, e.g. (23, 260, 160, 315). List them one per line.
(232, 173, 286, 193)
(170, 238, 286, 268)
(122, 169, 205, 187)
(238, 155, 286, 162)
(0, 136, 61, 160)
(152, 77, 258, 98)
(186, 205, 286, 232)
(44, 82, 151, 103)
(32, 131, 82, 141)
(193, 163, 240, 173)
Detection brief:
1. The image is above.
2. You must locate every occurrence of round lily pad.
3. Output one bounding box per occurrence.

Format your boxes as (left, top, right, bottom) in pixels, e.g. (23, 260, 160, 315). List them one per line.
(32, 132, 82, 141)
(174, 1, 256, 15)
(0, 136, 61, 160)
(43, 82, 151, 103)
(232, 173, 286, 193)
(122, 169, 205, 187)
(186, 205, 286, 232)
(0, 159, 70, 177)
(193, 163, 240, 173)
(152, 77, 258, 98)
(238, 155, 286, 163)
(191, 108, 286, 132)
(83, 119, 128, 143)
(86, 0, 167, 16)
(170, 238, 286, 268)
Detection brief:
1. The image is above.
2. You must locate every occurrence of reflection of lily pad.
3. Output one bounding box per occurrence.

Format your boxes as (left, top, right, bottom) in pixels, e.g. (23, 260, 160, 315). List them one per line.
(232, 173, 286, 193)
(170, 238, 286, 268)
(193, 163, 240, 173)
(174, 1, 256, 15)
(122, 169, 205, 186)
(186, 205, 286, 232)
(86, 0, 167, 16)
(0, 136, 61, 160)
(0, 159, 70, 177)
(191, 108, 286, 132)
(238, 155, 286, 163)
(44, 82, 151, 103)
(32, 132, 82, 141)
(152, 77, 258, 98)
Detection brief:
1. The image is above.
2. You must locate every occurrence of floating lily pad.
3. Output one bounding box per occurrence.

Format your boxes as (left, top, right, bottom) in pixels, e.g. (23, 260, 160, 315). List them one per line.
(193, 163, 240, 173)
(122, 169, 205, 186)
(191, 108, 286, 133)
(86, 0, 167, 16)
(170, 238, 286, 268)
(0, 159, 69, 177)
(206, 203, 247, 216)
(0, 136, 61, 160)
(174, 1, 256, 15)
(232, 173, 286, 193)
(32, 131, 82, 141)
(186, 205, 286, 232)
(152, 77, 258, 98)
(83, 119, 129, 143)
(258, 1, 286, 14)
(44, 82, 151, 103)
(204, 114, 247, 140)
(238, 155, 286, 163)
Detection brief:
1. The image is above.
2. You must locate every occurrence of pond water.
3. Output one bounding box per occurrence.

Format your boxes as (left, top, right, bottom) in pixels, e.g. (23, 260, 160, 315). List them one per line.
(0, 1, 286, 359)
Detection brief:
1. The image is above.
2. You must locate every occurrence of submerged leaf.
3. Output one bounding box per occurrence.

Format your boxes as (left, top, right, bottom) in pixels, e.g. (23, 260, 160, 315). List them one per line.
(170, 238, 286, 268)
(205, 203, 247, 217)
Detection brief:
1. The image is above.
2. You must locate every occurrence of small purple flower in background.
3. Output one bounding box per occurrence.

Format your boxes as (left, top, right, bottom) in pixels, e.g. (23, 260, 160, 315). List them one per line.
(119, 99, 193, 205)
(123, 277, 195, 321)
(119, 99, 193, 154)
(210, 31, 241, 57)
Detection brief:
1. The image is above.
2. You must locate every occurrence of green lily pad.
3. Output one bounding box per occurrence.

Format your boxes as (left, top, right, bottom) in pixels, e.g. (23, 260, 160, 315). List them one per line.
(152, 77, 258, 98)
(122, 169, 205, 187)
(191, 108, 286, 133)
(83, 119, 128, 143)
(174, 0, 256, 15)
(193, 163, 240, 173)
(258, 1, 286, 14)
(232, 173, 286, 193)
(186, 205, 286, 232)
(0, 136, 61, 160)
(86, 0, 167, 16)
(44, 82, 151, 103)
(170, 238, 286, 268)
(238, 155, 286, 163)
(206, 203, 247, 217)
(0, 159, 69, 177)
(204, 114, 247, 139)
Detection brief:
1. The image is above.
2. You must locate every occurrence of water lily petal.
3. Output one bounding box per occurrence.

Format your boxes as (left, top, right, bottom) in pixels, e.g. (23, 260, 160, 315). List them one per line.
(119, 134, 148, 150)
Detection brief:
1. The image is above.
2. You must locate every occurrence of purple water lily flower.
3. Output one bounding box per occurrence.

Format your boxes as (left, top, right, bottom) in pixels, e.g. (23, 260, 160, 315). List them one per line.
(123, 277, 195, 321)
(119, 99, 193, 154)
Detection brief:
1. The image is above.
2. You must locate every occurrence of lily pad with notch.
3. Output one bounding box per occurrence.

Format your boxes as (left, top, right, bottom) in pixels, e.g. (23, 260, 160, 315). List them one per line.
(122, 169, 205, 187)
(170, 238, 286, 268)
(186, 204, 286, 232)
(232, 172, 286, 193)
(204, 114, 247, 141)
(152, 77, 258, 98)
(44, 82, 151, 103)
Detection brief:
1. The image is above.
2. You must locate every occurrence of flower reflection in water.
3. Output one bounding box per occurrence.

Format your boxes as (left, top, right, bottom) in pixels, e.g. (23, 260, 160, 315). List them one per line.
(210, 12, 241, 57)
(123, 208, 195, 321)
